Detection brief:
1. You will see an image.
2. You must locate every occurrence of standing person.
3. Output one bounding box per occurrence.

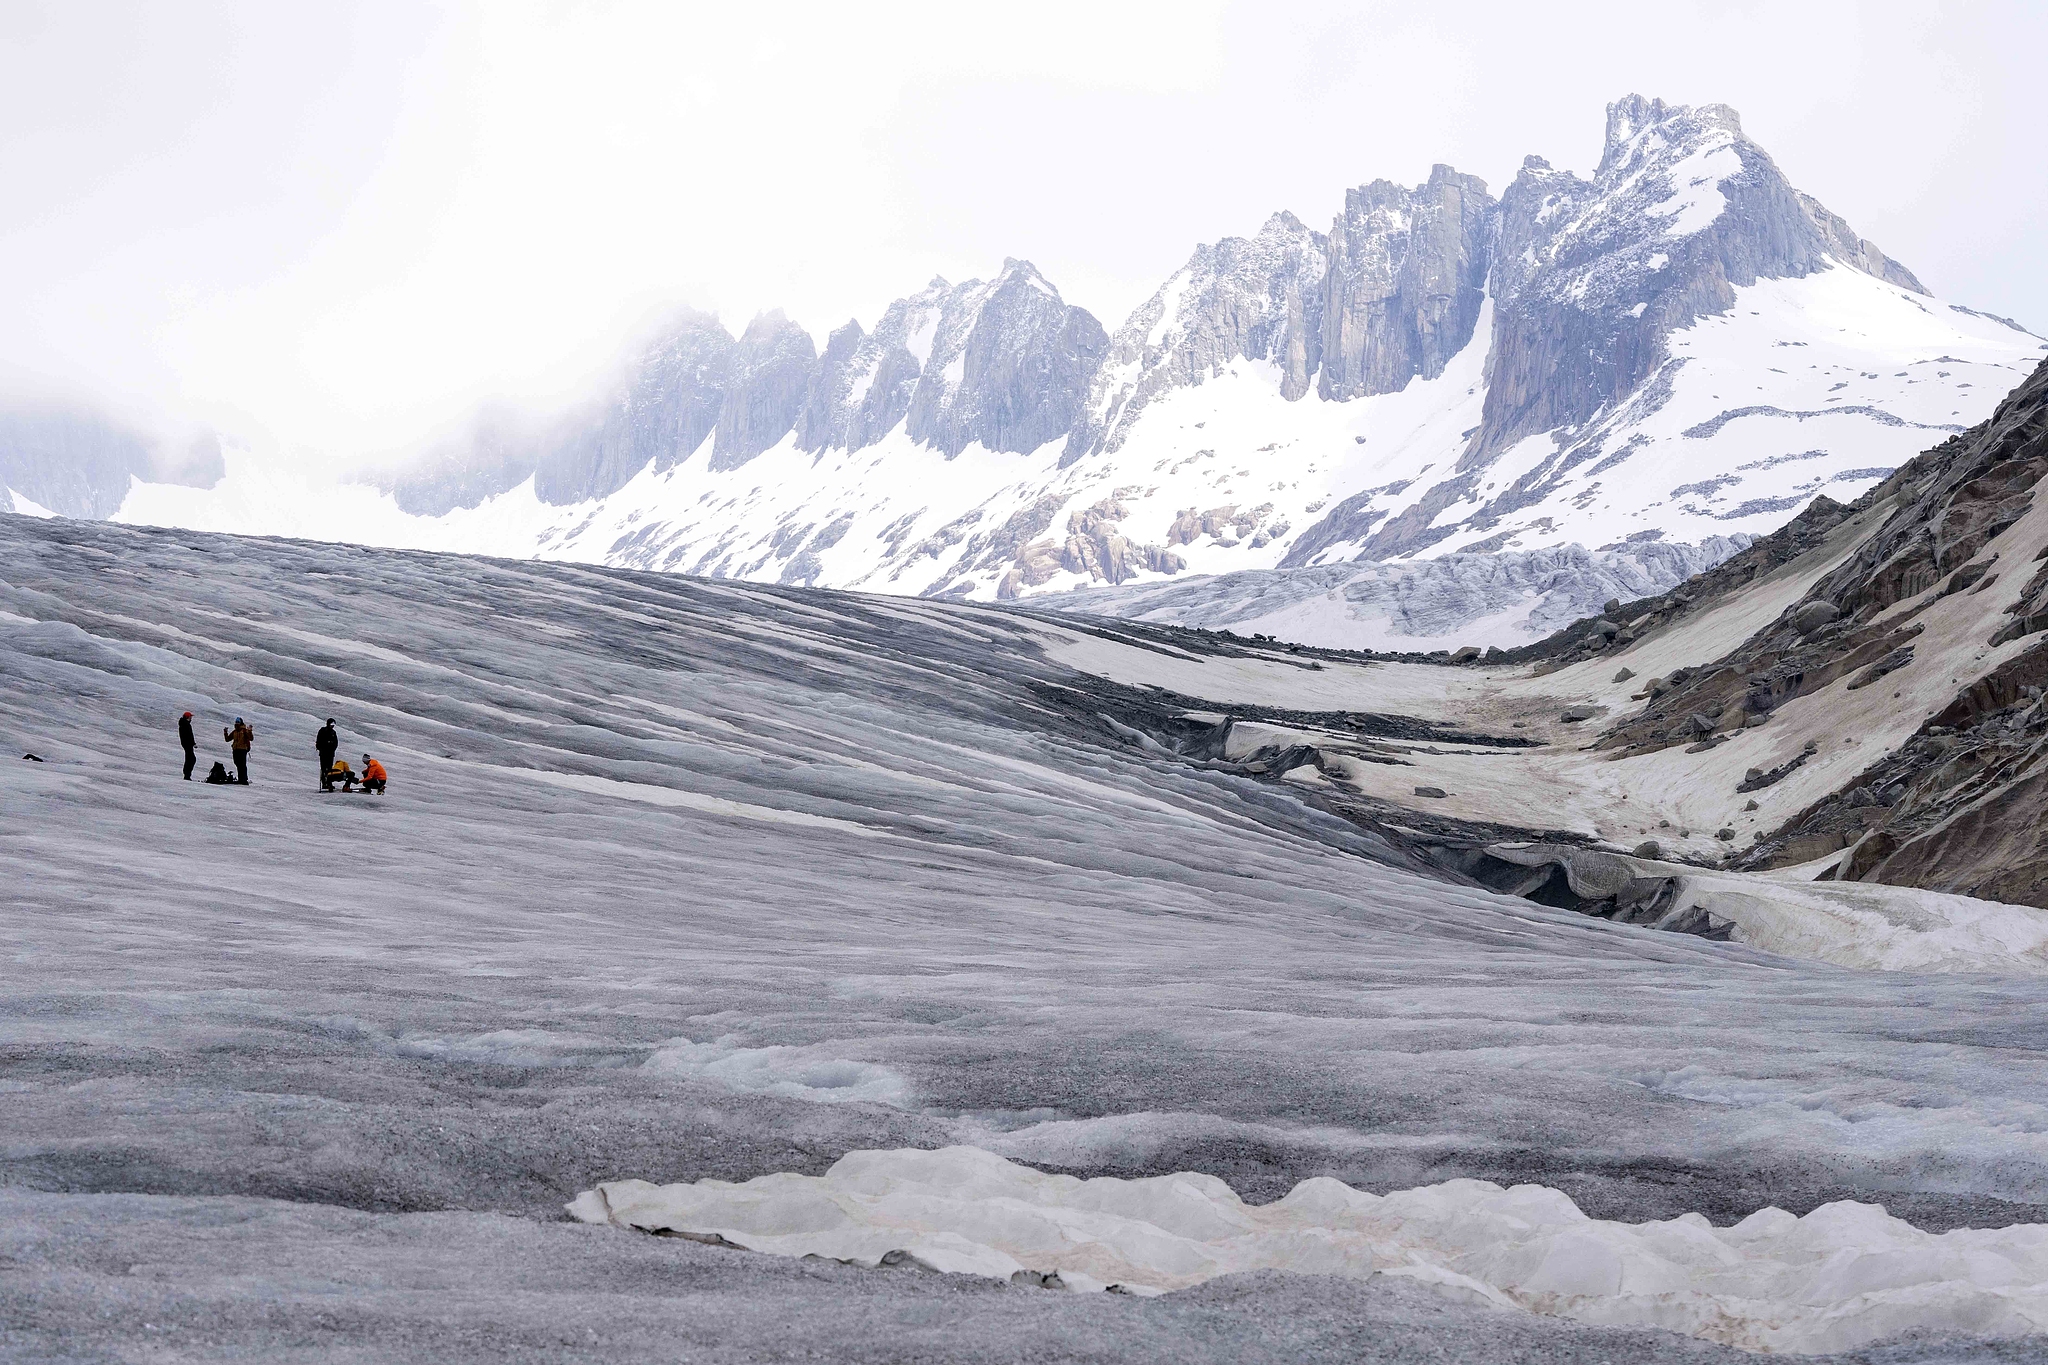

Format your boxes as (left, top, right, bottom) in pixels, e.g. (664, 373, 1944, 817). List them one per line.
(316, 718, 339, 791)
(224, 717, 255, 785)
(178, 711, 197, 780)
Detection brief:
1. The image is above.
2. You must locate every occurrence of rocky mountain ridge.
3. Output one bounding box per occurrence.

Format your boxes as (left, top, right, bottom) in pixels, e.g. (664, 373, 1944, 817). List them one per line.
(91, 95, 2048, 650)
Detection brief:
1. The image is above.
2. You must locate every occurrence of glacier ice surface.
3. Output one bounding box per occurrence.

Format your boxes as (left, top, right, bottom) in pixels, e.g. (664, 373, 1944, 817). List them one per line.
(5, 513, 2048, 1359)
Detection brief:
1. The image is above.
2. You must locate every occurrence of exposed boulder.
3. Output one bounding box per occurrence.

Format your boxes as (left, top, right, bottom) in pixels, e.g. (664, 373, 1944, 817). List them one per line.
(1790, 599, 1840, 635)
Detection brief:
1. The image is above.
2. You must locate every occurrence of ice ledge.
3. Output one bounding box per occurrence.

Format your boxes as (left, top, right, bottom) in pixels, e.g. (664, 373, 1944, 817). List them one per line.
(572, 1144, 2048, 1354)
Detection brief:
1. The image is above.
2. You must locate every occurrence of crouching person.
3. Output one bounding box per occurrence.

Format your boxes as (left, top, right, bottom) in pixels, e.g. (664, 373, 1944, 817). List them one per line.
(360, 754, 388, 794)
(327, 757, 357, 792)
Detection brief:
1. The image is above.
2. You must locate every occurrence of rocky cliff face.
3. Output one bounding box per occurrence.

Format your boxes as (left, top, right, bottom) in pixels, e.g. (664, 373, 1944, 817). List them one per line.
(1072, 168, 1492, 466)
(1477, 99, 1863, 458)
(903, 262, 1108, 458)
(796, 281, 946, 456)
(1316, 166, 1494, 403)
(396, 308, 738, 515)
(709, 312, 815, 472)
(398, 262, 1107, 515)
(0, 410, 221, 519)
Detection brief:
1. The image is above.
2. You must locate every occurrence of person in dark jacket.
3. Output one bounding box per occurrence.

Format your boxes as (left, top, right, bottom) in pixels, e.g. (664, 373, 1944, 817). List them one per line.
(179, 711, 197, 780)
(224, 717, 255, 785)
(316, 719, 339, 790)
(204, 760, 234, 785)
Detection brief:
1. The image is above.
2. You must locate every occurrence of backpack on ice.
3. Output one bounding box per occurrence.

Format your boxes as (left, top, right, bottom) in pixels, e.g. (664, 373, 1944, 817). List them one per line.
(205, 761, 233, 784)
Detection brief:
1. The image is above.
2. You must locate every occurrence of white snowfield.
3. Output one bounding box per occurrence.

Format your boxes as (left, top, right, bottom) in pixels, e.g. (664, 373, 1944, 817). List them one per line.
(7, 513, 2048, 1360)
(573, 1145, 2048, 1355)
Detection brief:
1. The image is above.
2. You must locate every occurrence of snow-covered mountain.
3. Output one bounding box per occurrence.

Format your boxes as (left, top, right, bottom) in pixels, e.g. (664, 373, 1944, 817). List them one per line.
(92, 95, 2046, 644)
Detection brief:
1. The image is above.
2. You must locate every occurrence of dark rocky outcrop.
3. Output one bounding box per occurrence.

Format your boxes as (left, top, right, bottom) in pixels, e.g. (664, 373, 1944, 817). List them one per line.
(1725, 359, 2048, 900)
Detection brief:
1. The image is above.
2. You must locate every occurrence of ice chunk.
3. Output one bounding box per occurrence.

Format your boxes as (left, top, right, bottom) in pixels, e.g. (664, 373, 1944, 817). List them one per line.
(575, 1146, 2048, 1354)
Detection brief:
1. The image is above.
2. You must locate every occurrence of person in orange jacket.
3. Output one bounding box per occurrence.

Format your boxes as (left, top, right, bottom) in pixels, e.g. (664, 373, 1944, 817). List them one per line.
(223, 717, 255, 785)
(360, 754, 388, 795)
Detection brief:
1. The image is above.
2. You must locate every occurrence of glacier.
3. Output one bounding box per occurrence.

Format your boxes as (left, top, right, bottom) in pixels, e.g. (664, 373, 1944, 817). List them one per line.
(7, 509, 2048, 1359)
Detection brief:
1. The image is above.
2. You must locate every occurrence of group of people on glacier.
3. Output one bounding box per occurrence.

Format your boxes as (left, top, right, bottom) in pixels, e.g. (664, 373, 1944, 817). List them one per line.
(177, 711, 388, 794)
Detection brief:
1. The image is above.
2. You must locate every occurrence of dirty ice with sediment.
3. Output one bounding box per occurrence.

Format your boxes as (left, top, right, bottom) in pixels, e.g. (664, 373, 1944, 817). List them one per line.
(8, 497, 2048, 1358)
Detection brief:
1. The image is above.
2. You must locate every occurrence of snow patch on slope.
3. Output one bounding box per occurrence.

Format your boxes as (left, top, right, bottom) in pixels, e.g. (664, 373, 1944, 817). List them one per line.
(4, 488, 58, 518)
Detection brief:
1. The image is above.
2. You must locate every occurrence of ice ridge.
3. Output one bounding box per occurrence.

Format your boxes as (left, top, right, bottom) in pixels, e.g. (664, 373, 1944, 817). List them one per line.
(573, 1145, 2048, 1355)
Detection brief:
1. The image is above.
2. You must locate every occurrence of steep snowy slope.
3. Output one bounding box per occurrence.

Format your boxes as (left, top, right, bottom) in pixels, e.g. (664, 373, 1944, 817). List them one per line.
(97, 95, 2046, 648)
(8, 511, 2048, 1358)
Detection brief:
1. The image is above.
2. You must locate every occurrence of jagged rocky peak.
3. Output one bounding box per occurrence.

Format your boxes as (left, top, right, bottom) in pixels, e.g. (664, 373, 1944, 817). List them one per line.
(603, 306, 736, 477)
(709, 310, 816, 471)
(1318, 164, 1495, 402)
(906, 259, 1108, 458)
(1472, 93, 1917, 464)
(1077, 211, 1331, 459)
(797, 278, 952, 456)
(1073, 164, 1497, 468)
(794, 319, 866, 454)
(394, 259, 1111, 508)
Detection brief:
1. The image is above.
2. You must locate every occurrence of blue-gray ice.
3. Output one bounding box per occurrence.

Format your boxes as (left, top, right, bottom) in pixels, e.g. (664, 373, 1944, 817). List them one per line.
(5, 514, 2047, 1362)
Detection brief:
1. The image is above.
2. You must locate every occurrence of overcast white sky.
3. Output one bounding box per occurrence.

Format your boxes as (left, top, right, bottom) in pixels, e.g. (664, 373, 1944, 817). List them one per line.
(0, 0, 2041, 468)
